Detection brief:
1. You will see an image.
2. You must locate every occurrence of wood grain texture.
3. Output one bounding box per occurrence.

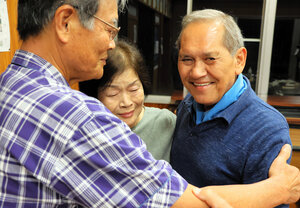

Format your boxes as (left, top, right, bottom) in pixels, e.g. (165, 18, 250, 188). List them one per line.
(0, 0, 21, 73)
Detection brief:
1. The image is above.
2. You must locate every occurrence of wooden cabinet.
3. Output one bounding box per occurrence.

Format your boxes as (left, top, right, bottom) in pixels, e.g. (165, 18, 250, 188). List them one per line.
(291, 128, 300, 169)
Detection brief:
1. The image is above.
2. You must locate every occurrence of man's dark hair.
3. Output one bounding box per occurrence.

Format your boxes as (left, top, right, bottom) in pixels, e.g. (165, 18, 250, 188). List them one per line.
(17, 0, 99, 41)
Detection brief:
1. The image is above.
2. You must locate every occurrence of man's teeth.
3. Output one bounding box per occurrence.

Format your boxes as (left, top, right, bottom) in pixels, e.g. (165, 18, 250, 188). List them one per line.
(194, 83, 210, 86)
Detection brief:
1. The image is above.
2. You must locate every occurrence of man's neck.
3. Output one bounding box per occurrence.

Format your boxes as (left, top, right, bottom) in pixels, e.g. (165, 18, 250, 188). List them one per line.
(203, 104, 216, 111)
(20, 31, 70, 84)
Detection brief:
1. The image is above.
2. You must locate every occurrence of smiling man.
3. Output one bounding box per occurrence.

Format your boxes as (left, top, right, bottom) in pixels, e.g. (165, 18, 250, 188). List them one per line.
(0, 1, 299, 207)
(171, 9, 292, 208)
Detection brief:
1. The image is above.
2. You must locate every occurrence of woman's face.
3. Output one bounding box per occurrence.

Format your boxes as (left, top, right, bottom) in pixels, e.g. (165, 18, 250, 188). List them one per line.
(98, 68, 145, 128)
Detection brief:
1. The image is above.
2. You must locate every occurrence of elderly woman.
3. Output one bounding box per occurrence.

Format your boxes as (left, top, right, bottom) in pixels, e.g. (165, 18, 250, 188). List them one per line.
(80, 39, 176, 162)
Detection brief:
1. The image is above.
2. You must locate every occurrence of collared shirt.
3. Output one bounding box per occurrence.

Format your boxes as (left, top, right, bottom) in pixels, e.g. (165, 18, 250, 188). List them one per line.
(0, 50, 187, 208)
(193, 74, 247, 124)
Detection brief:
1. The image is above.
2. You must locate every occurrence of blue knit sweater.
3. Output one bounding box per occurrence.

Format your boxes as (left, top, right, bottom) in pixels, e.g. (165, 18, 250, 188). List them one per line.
(171, 76, 291, 208)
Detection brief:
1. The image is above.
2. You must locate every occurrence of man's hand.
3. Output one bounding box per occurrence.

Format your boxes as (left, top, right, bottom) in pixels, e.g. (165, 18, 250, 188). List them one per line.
(183, 144, 300, 208)
(269, 144, 300, 204)
(192, 188, 233, 208)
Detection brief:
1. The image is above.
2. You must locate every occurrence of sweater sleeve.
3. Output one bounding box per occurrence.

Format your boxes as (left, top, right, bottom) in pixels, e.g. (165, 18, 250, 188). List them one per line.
(243, 125, 291, 184)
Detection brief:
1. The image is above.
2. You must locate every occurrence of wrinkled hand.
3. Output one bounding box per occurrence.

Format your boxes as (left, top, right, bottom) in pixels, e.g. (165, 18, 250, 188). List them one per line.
(269, 144, 300, 204)
(192, 188, 233, 208)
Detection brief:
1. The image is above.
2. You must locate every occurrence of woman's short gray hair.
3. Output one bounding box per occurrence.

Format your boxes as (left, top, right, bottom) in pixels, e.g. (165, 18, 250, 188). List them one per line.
(176, 9, 244, 56)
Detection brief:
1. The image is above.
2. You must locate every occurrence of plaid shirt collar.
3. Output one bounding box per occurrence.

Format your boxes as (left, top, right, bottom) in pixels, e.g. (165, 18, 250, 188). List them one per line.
(11, 50, 69, 87)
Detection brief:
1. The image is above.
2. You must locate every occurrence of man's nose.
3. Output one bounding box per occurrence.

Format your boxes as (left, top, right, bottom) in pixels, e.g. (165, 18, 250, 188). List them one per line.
(109, 39, 116, 49)
(190, 61, 207, 78)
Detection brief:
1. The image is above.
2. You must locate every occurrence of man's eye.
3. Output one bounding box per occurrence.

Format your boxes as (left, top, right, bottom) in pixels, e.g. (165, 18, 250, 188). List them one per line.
(180, 58, 194, 66)
(206, 57, 215, 61)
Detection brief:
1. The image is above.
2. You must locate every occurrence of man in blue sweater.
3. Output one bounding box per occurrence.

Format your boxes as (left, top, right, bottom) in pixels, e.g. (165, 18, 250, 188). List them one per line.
(170, 9, 291, 208)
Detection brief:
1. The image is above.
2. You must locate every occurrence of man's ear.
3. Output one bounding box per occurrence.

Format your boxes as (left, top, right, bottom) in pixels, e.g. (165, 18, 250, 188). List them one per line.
(54, 5, 77, 43)
(234, 47, 247, 75)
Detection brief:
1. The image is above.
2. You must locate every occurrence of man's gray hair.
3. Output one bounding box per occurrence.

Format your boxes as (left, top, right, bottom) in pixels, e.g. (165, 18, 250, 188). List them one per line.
(18, 0, 128, 41)
(60, 0, 128, 30)
(176, 9, 244, 56)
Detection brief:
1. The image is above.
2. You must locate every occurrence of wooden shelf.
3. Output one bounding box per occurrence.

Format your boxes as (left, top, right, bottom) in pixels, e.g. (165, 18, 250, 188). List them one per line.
(291, 128, 300, 147)
(287, 117, 300, 125)
(171, 90, 183, 102)
(267, 95, 300, 107)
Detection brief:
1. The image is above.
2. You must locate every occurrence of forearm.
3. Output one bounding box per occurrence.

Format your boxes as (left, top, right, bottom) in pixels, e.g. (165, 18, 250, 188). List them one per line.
(173, 177, 287, 208)
(201, 177, 286, 208)
(171, 184, 209, 208)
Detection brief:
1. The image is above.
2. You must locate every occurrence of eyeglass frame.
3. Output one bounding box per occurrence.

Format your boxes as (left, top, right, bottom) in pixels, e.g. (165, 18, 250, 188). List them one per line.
(93, 15, 120, 40)
(58, 2, 120, 40)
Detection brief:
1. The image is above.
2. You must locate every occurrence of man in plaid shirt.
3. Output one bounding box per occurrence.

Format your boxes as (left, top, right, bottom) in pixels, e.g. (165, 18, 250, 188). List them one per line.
(0, 0, 299, 207)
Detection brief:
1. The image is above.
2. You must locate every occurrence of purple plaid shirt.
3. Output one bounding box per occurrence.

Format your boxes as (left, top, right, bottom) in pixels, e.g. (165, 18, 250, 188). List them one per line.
(0, 50, 187, 207)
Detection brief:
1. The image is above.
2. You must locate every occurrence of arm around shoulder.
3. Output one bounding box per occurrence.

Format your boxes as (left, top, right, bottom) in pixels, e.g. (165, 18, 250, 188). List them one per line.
(191, 144, 300, 208)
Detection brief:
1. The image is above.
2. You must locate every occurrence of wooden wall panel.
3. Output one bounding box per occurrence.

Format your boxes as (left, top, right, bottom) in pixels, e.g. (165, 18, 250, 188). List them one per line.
(0, 0, 21, 73)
